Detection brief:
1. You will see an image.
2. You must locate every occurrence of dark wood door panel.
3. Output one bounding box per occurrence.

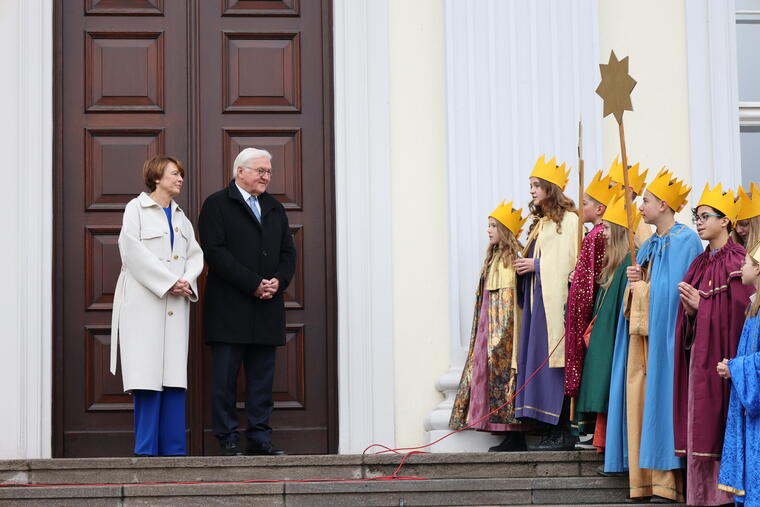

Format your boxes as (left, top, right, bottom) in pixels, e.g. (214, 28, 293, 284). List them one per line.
(54, 0, 335, 457)
(58, 0, 189, 456)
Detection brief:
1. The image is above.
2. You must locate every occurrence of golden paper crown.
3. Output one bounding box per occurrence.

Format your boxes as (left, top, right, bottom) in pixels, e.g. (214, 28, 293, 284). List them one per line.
(696, 183, 739, 225)
(489, 200, 528, 237)
(529, 154, 570, 191)
(585, 170, 619, 206)
(748, 239, 760, 264)
(736, 183, 760, 221)
(608, 156, 648, 195)
(645, 169, 691, 212)
(602, 193, 642, 231)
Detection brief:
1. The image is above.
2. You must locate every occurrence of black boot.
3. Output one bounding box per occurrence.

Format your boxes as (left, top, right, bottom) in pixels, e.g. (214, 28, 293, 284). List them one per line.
(488, 432, 527, 452)
(528, 422, 578, 451)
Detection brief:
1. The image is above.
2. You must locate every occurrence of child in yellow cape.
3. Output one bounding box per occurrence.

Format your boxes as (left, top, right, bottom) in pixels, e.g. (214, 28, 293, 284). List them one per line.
(449, 201, 529, 452)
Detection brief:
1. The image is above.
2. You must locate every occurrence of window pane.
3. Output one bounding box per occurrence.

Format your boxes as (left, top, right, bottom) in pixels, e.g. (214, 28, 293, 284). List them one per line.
(741, 126, 760, 186)
(736, 22, 760, 102)
(737, 0, 760, 11)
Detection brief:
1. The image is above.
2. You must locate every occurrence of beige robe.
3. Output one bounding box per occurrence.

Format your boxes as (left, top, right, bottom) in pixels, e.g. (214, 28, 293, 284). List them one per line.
(513, 212, 579, 369)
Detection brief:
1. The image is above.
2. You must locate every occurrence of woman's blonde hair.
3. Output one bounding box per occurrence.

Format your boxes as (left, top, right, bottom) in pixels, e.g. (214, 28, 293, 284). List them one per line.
(481, 220, 523, 280)
(528, 178, 577, 235)
(598, 221, 635, 289)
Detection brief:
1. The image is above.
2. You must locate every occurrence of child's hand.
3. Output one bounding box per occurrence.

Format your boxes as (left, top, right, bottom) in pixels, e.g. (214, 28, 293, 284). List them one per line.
(678, 282, 700, 316)
(626, 264, 643, 283)
(514, 258, 535, 275)
(568, 270, 575, 284)
(716, 358, 731, 379)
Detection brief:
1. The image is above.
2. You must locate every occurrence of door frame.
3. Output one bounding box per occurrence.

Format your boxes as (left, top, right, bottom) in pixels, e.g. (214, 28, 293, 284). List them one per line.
(51, 0, 338, 457)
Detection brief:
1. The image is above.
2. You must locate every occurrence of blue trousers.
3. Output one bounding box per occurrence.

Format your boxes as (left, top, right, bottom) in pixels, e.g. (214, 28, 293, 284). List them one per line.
(133, 387, 187, 456)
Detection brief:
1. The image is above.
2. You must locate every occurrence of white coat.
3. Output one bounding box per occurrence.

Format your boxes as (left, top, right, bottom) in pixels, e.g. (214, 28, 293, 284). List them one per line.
(110, 192, 204, 392)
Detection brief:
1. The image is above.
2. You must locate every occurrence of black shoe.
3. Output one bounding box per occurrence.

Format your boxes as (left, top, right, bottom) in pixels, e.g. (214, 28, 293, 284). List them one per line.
(596, 465, 628, 477)
(527, 427, 577, 451)
(246, 441, 286, 456)
(133, 453, 153, 457)
(219, 438, 243, 456)
(488, 432, 527, 452)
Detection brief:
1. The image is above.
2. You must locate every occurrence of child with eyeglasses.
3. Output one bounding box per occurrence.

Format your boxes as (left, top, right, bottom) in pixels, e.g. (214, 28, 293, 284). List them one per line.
(674, 184, 753, 506)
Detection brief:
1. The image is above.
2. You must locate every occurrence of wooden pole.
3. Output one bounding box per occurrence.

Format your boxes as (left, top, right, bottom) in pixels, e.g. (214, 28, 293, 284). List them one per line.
(571, 120, 584, 422)
(618, 121, 637, 265)
(577, 120, 584, 257)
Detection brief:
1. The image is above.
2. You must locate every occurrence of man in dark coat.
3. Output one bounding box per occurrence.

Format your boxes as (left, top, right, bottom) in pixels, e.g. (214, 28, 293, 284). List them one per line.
(198, 147, 296, 456)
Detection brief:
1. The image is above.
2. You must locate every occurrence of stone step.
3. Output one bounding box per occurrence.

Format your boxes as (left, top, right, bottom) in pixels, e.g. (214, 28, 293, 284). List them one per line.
(0, 476, 676, 506)
(0, 451, 605, 485)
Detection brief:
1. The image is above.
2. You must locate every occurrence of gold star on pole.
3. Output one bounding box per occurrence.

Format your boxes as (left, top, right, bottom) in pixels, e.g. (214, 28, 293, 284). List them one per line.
(596, 50, 638, 267)
(595, 50, 637, 125)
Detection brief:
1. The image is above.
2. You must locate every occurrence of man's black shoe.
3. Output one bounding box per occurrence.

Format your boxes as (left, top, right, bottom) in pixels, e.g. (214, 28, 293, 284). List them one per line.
(488, 432, 527, 452)
(219, 439, 243, 456)
(246, 441, 286, 456)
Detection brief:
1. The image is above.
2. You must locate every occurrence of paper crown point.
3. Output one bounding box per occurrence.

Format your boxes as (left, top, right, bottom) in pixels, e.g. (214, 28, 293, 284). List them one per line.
(696, 183, 739, 225)
(489, 200, 528, 238)
(748, 238, 760, 264)
(645, 168, 691, 212)
(736, 183, 760, 221)
(529, 154, 570, 191)
(585, 170, 619, 206)
(608, 156, 648, 195)
(602, 192, 642, 231)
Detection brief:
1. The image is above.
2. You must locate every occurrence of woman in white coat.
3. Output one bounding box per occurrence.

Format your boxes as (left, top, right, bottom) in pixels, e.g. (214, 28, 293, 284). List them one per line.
(110, 156, 204, 456)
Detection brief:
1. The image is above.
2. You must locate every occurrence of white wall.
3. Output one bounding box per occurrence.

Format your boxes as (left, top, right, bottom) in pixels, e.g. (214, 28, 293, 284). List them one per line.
(0, 0, 53, 459)
(598, 0, 693, 192)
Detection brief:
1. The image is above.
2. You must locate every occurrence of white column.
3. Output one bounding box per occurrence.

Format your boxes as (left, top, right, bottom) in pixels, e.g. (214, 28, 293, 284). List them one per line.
(425, 0, 601, 451)
(0, 0, 53, 459)
(685, 1, 742, 190)
(333, 0, 396, 453)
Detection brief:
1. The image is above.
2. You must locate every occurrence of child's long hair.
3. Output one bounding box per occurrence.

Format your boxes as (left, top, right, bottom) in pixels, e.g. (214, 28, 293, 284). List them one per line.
(733, 215, 760, 249)
(598, 222, 636, 289)
(528, 179, 577, 235)
(481, 221, 523, 280)
(748, 254, 760, 318)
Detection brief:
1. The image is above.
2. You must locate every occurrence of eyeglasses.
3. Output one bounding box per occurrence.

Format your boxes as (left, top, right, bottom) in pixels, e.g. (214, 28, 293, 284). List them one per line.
(242, 166, 272, 177)
(691, 213, 722, 224)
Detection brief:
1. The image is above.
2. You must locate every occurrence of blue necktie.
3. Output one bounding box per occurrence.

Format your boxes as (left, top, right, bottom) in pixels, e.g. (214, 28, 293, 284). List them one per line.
(248, 195, 261, 223)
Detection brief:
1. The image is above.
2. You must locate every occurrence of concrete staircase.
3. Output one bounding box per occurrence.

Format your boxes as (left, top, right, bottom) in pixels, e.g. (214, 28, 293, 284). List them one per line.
(0, 451, 681, 506)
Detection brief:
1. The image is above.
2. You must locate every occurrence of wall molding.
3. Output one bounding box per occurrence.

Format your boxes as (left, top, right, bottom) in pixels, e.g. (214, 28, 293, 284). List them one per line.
(333, 0, 396, 453)
(685, 0, 742, 189)
(0, 0, 53, 458)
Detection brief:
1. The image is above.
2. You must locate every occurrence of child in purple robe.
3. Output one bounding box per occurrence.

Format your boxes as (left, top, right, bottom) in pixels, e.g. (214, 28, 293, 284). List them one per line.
(674, 185, 753, 506)
(513, 156, 578, 451)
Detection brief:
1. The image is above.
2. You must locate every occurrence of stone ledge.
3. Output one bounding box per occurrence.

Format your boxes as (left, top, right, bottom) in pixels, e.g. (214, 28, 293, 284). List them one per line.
(0, 485, 122, 499)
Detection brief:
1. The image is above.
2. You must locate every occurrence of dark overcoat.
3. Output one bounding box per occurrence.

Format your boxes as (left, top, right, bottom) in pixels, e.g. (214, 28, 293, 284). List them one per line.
(198, 180, 296, 345)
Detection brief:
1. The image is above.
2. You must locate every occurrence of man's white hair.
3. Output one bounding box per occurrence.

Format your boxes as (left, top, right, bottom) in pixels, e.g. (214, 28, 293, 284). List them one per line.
(232, 148, 272, 178)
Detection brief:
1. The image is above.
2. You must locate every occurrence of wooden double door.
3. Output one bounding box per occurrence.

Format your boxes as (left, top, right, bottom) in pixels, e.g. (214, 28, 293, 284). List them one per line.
(53, 0, 336, 457)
